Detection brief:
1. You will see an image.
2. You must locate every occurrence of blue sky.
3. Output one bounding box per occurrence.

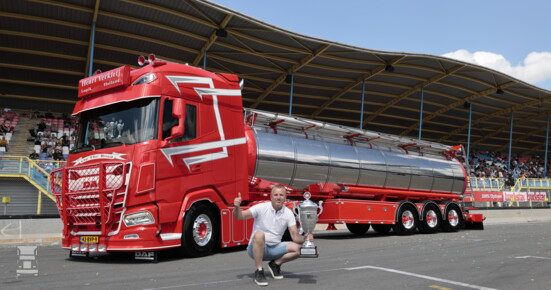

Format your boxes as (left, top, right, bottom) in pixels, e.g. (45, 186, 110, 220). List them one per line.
(211, 0, 551, 91)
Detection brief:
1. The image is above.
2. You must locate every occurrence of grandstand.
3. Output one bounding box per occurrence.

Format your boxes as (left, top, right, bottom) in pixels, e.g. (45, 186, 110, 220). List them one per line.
(1, 0, 551, 216)
(0, 109, 66, 216)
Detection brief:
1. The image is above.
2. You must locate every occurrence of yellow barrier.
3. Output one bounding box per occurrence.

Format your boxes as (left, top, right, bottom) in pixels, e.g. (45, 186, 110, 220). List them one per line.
(0, 155, 67, 214)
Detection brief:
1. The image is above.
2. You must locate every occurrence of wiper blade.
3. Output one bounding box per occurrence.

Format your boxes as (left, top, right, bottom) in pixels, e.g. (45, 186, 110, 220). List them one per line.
(101, 141, 124, 149)
(71, 145, 94, 153)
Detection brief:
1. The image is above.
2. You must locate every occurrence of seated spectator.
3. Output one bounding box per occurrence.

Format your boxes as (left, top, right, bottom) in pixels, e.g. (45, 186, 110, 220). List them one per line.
(53, 149, 65, 161)
(37, 120, 46, 132)
(0, 136, 7, 151)
(29, 151, 39, 160)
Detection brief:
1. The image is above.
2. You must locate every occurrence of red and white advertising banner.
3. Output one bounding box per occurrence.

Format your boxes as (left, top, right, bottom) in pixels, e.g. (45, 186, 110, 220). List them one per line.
(526, 191, 547, 201)
(503, 191, 528, 202)
(471, 191, 503, 202)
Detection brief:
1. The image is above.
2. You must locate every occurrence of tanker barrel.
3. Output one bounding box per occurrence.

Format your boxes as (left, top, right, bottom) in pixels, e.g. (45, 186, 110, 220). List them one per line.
(251, 127, 465, 194)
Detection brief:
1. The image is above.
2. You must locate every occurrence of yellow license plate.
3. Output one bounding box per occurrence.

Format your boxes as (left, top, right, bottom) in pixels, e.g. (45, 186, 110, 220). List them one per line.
(80, 236, 99, 244)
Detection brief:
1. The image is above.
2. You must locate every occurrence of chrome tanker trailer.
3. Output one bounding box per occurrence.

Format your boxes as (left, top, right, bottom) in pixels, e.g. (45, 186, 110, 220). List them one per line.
(244, 109, 483, 235)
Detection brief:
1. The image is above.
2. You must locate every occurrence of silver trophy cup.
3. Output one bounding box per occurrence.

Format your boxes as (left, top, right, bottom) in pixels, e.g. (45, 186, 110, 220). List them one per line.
(294, 193, 323, 258)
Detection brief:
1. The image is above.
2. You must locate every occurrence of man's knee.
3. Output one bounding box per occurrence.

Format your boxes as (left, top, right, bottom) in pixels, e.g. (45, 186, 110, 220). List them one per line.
(287, 242, 301, 254)
(252, 231, 265, 243)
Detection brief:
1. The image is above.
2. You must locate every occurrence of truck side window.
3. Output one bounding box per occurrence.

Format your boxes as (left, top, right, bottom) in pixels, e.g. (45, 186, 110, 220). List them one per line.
(165, 103, 196, 143)
(181, 104, 196, 141)
(162, 99, 176, 140)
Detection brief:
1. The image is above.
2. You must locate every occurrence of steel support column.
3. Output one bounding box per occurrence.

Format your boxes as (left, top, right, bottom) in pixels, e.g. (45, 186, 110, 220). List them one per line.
(467, 102, 472, 162)
(507, 111, 514, 173)
(418, 87, 424, 140)
(360, 80, 366, 129)
(203, 50, 207, 70)
(87, 22, 97, 77)
(545, 114, 550, 177)
(288, 72, 294, 116)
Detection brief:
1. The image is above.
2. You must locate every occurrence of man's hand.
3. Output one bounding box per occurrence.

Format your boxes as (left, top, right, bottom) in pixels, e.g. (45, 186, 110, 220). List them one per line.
(234, 192, 242, 208)
(304, 233, 314, 243)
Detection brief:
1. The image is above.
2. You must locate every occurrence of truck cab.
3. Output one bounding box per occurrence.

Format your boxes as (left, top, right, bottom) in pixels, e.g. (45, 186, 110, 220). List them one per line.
(52, 56, 249, 257)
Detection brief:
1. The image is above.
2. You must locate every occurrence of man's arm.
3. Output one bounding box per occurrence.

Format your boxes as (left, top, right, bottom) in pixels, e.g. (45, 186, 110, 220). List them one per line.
(288, 224, 313, 244)
(233, 192, 253, 220)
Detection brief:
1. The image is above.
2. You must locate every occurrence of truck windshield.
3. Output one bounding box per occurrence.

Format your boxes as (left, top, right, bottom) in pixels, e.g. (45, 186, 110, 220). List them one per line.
(74, 98, 159, 152)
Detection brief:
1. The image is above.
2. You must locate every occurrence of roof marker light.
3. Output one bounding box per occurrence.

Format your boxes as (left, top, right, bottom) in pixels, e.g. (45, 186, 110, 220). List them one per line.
(138, 55, 146, 66)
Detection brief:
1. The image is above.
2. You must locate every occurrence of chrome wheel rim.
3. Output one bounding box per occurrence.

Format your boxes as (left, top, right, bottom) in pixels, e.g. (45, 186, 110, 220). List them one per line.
(193, 214, 212, 246)
(401, 210, 415, 229)
(426, 209, 438, 228)
(447, 209, 459, 227)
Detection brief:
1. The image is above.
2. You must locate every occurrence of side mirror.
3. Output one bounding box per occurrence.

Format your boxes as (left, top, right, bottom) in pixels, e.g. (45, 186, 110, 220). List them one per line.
(164, 99, 185, 143)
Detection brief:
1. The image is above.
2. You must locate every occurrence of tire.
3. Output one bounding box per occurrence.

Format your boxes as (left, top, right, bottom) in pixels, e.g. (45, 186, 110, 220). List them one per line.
(346, 223, 370, 235)
(372, 224, 392, 234)
(441, 204, 462, 232)
(393, 204, 418, 235)
(180, 203, 218, 257)
(418, 204, 442, 234)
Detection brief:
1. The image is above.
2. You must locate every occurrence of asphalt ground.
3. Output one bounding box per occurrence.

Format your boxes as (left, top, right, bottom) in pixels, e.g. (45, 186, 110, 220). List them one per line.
(1, 221, 550, 290)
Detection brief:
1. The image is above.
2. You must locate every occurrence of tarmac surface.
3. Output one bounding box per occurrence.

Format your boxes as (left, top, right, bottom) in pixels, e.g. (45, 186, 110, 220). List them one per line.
(1, 220, 550, 290)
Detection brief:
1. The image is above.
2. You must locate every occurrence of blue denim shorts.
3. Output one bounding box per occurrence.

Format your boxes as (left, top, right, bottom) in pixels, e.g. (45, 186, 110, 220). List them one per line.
(247, 242, 289, 261)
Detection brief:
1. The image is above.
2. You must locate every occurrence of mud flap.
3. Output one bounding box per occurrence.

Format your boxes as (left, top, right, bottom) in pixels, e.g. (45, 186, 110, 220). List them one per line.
(465, 221, 484, 230)
(135, 251, 158, 263)
(464, 213, 485, 230)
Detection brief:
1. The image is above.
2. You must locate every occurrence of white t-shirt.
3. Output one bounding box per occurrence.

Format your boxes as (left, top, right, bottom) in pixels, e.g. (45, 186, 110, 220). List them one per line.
(248, 202, 296, 246)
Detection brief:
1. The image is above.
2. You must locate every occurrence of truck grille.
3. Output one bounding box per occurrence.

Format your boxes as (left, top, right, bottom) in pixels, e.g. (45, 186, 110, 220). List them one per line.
(51, 162, 129, 231)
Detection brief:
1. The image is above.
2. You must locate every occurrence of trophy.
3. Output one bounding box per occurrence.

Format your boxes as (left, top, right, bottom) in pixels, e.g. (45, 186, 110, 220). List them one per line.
(294, 192, 323, 258)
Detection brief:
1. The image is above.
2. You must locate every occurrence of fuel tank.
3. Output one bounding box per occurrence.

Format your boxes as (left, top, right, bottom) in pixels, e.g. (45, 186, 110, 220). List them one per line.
(248, 126, 466, 194)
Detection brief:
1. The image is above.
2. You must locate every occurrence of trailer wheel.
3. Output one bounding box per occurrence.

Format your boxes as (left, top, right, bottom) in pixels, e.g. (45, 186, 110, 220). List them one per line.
(346, 223, 370, 235)
(372, 224, 392, 234)
(393, 204, 418, 235)
(441, 205, 462, 232)
(181, 203, 218, 257)
(418, 204, 442, 234)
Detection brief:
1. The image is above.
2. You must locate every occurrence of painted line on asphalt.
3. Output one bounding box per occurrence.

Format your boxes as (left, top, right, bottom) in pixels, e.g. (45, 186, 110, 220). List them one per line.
(344, 265, 498, 290)
(430, 285, 453, 290)
(143, 265, 497, 290)
(515, 256, 551, 260)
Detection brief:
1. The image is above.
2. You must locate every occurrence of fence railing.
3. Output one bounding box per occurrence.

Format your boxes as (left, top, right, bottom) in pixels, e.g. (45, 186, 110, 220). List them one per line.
(468, 177, 550, 208)
(469, 177, 506, 191)
(0, 156, 67, 207)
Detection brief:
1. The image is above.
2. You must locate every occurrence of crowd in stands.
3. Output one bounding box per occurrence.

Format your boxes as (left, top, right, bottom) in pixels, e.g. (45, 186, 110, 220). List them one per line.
(29, 110, 77, 161)
(468, 150, 549, 183)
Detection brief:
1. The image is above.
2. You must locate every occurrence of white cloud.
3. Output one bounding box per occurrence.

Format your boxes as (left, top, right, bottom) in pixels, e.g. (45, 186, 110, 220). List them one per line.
(442, 49, 551, 89)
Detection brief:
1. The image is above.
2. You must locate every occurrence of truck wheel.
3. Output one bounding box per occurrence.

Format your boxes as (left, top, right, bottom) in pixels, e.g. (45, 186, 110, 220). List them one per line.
(441, 205, 462, 232)
(393, 204, 418, 235)
(346, 223, 370, 235)
(372, 224, 392, 234)
(181, 203, 218, 257)
(418, 204, 441, 234)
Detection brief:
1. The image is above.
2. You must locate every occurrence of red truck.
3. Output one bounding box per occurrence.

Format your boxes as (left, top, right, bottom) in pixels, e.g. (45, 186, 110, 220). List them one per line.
(51, 54, 483, 261)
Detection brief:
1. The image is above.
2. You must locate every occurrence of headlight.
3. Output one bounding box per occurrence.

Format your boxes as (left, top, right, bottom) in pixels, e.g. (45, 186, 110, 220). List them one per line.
(123, 211, 155, 227)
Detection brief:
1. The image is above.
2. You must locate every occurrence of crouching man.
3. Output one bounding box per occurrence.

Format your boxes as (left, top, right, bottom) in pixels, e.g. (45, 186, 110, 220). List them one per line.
(234, 184, 314, 286)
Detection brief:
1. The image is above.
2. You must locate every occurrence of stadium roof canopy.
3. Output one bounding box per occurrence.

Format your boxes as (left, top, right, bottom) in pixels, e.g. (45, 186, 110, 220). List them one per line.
(2, 0, 551, 155)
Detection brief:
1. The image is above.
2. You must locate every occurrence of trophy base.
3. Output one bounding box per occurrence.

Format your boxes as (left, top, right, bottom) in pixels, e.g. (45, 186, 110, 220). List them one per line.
(299, 246, 318, 258)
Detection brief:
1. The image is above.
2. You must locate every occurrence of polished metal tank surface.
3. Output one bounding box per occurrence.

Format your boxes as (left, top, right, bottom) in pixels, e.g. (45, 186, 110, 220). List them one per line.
(252, 128, 465, 193)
